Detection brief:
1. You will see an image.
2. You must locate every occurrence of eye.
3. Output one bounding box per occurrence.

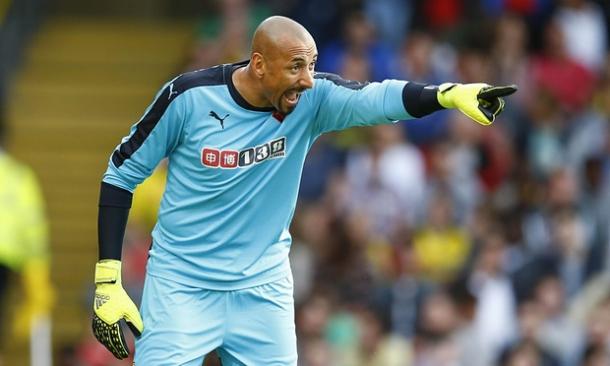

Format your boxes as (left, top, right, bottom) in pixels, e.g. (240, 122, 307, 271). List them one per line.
(308, 61, 316, 71)
(291, 64, 300, 73)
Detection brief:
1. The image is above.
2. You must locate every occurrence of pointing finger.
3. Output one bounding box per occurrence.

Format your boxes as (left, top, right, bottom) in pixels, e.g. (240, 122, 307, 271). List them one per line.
(478, 85, 518, 100)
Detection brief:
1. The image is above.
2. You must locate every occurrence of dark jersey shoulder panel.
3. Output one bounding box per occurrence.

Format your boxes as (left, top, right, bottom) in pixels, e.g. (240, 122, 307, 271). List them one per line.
(111, 64, 230, 168)
(314, 72, 369, 90)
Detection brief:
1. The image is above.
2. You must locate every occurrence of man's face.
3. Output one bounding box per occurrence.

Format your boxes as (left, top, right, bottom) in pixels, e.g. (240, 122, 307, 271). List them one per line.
(260, 38, 317, 115)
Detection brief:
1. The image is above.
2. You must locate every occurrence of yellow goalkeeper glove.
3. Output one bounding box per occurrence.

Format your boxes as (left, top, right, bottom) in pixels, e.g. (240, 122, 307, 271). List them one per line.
(92, 259, 143, 359)
(437, 83, 517, 125)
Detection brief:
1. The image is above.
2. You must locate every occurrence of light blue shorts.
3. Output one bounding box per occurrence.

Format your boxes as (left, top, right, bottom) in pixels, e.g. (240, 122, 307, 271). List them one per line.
(134, 273, 297, 366)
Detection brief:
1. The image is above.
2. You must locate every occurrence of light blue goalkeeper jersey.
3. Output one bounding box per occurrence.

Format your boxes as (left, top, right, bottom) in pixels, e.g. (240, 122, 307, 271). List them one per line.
(103, 61, 415, 290)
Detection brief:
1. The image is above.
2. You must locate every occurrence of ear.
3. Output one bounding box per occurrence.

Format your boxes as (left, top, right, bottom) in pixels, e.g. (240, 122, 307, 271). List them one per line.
(251, 53, 265, 79)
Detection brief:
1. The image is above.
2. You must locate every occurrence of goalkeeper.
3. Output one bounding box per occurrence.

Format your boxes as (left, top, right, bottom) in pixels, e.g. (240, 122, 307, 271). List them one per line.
(92, 16, 516, 365)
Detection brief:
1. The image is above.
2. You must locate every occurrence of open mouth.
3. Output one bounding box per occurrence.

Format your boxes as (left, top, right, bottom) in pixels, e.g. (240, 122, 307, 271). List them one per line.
(283, 90, 301, 107)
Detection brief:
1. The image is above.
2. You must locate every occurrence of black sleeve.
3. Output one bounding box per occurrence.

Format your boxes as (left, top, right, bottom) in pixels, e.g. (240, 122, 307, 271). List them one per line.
(98, 182, 133, 260)
(402, 82, 445, 118)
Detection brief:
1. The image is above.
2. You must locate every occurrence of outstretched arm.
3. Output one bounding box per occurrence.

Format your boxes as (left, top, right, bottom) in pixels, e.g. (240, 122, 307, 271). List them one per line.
(311, 73, 517, 135)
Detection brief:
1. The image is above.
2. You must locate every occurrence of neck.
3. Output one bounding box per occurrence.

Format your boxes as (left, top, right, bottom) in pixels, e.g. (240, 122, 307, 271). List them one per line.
(232, 64, 272, 108)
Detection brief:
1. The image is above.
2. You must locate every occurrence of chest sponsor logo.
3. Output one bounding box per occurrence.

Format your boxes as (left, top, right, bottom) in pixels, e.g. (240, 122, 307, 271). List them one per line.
(201, 137, 286, 169)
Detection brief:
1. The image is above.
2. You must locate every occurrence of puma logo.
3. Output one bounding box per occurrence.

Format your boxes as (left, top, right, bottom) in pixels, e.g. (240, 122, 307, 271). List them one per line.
(209, 111, 230, 129)
(168, 83, 178, 100)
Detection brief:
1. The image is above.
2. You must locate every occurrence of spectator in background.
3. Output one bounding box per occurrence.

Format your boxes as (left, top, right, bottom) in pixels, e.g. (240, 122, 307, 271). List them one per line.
(397, 31, 454, 145)
(499, 340, 554, 366)
(424, 115, 484, 223)
(579, 156, 610, 275)
(298, 134, 345, 203)
(389, 226, 431, 340)
(344, 124, 426, 237)
(317, 11, 398, 82)
(582, 296, 610, 364)
(448, 110, 514, 194)
(455, 45, 492, 85)
(582, 344, 610, 366)
(314, 214, 382, 304)
(555, 0, 607, 73)
(495, 0, 555, 17)
(533, 274, 586, 365)
(520, 168, 574, 254)
(399, 32, 447, 85)
(593, 54, 610, 120)
(468, 227, 518, 365)
(529, 20, 596, 113)
(525, 89, 566, 179)
(487, 13, 533, 161)
(490, 14, 530, 99)
(549, 206, 591, 299)
(564, 103, 608, 176)
(512, 299, 562, 366)
(287, 0, 355, 52)
(183, 0, 271, 71)
(413, 189, 471, 283)
(416, 0, 463, 33)
(412, 289, 462, 366)
(364, 0, 413, 49)
(289, 203, 333, 306)
(349, 305, 412, 366)
(296, 290, 335, 366)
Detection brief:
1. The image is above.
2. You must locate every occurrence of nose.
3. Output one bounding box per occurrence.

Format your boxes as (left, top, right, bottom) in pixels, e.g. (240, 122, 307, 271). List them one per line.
(300, 68, 314, 89)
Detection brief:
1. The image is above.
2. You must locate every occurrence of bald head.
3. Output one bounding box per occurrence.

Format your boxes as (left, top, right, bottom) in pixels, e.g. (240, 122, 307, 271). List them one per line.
(251, 16, 314, 56)
(236, 16, 317, 115)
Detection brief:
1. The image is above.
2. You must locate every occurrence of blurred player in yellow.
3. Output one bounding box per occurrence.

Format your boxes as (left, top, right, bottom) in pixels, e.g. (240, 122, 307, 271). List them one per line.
(0, 123, 54, 361)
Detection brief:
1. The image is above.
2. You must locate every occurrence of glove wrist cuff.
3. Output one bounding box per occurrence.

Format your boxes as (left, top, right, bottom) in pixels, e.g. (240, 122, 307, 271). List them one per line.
(95, 260, 122, 284)
(437, 83, 459, 109)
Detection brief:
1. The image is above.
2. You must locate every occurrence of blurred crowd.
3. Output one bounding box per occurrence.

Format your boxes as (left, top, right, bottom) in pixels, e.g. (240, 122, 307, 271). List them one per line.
(64, 0, 610, 365)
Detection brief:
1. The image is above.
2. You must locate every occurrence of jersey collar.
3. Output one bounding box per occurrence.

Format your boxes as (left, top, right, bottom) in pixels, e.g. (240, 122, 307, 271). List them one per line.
(225, 60, 275, 112)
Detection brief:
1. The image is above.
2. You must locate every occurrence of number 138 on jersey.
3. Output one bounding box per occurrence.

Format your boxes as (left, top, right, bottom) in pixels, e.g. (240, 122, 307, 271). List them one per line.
(201, 137, 287, 169)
